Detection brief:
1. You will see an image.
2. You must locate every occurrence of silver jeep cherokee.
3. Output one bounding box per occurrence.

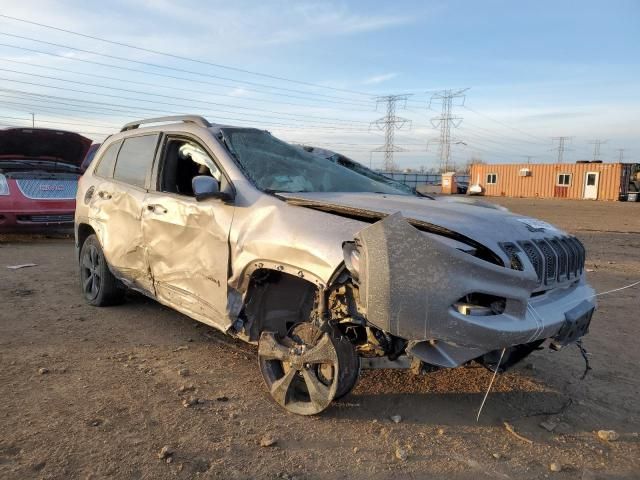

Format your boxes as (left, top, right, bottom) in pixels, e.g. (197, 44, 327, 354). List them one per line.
(75, 116, 596, 415)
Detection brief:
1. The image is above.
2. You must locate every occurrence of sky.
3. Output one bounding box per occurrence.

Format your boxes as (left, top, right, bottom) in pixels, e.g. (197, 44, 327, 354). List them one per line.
(0, 0, 638, 171)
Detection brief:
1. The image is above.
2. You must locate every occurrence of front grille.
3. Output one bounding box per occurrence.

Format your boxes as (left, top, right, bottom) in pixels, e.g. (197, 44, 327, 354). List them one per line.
(16, 179, 77, 200)
(516, 236, 585, 287)
(561, 237, 577, 277)
(16, 214, 74, 223)
(535, 240, 556, 283)
(569, 237, 585, 274)
(519, 241, 543, 283)
(499, 242, 524, 271)
(549, 238, 568, 280)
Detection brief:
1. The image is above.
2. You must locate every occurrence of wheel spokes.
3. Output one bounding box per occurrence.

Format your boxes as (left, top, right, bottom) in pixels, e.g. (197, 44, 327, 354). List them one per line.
(258, 332, 291, 361)
(258, 325, 343, 415)
(301, 368, 332, 410)
(82, 254, 93, 270)
(91, 274, 99, 296)
(83, 274, 93, 292)
(90, 246, 99, 268)
(270, 367, 297, 406)
(300, 334, 335, 365)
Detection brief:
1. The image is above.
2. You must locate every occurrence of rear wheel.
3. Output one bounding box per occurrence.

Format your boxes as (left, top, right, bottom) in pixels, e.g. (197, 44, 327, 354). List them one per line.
(258, 323, 356, 415)
(79, 234, 125, 306)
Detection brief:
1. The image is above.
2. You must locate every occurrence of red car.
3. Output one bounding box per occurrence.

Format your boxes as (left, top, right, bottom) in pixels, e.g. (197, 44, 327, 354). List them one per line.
(0, 128, 91, 232)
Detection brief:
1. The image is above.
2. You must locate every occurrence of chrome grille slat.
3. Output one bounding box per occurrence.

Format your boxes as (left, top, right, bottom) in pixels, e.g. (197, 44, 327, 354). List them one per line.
(16, 179, 77, 200)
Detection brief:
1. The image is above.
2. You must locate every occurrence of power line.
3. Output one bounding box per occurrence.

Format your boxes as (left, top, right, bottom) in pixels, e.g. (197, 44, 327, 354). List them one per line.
(0, 114, 118, 130)
(0, 83, 373, 134)
(463, 105, 548, 142)
(458, 127, 553, 156)
(0, 14, 373, 97)
(370, 95, 412, 171)
(0, 43, 373, 110)
(461, 120, 547, 146)
(0, 32, 374, 106)
(0, 121, 110, 138)
(0, 67, 368, 126)
(552, 136, 573, 163)
(0, 56, 372, 112)
(0, 93, 374, 133)
(429, 88, 468, 172)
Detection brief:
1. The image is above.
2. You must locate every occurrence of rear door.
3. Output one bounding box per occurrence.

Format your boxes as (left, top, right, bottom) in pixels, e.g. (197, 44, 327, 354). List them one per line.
(90, 134, 159, 294)
(141, 134, 234, 329)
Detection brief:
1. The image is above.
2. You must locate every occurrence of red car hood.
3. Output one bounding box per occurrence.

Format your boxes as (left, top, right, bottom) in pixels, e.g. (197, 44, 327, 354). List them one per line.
(0, 128, 92, 167)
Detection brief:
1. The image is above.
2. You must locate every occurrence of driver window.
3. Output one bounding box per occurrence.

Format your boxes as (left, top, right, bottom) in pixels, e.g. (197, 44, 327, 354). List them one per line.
(159, 138, 222, 196)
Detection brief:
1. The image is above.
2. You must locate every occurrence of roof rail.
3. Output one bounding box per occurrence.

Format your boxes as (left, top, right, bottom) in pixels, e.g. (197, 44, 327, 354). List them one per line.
(120, 115, 211, 132)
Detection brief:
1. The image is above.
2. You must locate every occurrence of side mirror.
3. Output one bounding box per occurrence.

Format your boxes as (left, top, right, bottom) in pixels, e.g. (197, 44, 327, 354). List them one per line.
(192, 175, 232, 202)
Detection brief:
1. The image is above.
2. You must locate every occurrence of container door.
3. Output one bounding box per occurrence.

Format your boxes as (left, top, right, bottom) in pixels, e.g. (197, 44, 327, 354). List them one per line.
(584, 172, 599, 200)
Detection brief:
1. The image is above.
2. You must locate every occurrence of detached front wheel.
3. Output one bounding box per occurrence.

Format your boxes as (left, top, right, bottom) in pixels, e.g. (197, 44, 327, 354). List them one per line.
(258, 323, 355, 415)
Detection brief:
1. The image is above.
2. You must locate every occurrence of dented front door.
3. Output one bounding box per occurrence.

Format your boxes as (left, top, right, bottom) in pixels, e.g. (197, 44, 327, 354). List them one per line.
(141, 193, 234, 329)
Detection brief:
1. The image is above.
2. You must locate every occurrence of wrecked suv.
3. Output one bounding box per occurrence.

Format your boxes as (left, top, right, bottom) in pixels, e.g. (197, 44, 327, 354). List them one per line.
(75, 116, 596, 415)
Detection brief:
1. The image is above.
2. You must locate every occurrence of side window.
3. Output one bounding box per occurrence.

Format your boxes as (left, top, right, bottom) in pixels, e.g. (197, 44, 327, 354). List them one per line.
(113, 134, 159, 188)
(487, 173, 497, 184)
(158, 138, 224, 196)
(94, 140, 122, 178)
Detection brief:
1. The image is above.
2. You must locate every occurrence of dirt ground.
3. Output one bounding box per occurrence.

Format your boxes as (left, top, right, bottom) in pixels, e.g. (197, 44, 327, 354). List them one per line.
(1, 198, 639, 480)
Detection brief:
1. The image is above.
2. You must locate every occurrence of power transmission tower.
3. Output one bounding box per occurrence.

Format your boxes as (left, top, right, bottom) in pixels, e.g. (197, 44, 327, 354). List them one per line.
(521, 155, 535, 164)
(551, 136, 573, 163)
(370, 94, 412, 171)
(616, 148, 625, 162)
(429, 88, 468, 172)
(587, 139, 608, 160)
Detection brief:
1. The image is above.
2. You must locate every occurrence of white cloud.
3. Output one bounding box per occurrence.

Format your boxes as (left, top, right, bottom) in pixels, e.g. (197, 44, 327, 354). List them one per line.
(228, 87, 249, 97)
(363, 72, 398, 85)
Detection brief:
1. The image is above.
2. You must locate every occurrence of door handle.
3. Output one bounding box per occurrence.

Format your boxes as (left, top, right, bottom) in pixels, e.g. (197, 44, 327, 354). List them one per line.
(146, 204, 167, 214)
(97, 191, 112, 200)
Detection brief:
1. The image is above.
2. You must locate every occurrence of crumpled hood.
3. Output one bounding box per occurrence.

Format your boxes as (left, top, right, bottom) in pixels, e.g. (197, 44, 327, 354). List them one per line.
(278, 192, 568, 253)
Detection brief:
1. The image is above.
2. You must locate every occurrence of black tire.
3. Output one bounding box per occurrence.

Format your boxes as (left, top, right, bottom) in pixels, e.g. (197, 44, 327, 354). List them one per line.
(79, 234, 126, 306)
(333, 335, 360, 400)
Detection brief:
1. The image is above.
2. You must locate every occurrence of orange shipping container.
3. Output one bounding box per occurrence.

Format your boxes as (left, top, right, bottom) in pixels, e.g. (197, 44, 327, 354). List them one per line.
(468, 163, 635, 201)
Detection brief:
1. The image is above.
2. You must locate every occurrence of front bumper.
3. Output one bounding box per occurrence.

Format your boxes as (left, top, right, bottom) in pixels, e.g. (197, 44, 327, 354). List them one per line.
(0, 186, 76, 232)
(0, 211, 75, 232)
(355, 213, 596, 368)
(407, 281, 595, 367)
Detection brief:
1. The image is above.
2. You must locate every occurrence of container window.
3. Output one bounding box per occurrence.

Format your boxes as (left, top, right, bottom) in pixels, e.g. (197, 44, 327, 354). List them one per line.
(487, 173, 497, 184)
(557, 173, 572, 186)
